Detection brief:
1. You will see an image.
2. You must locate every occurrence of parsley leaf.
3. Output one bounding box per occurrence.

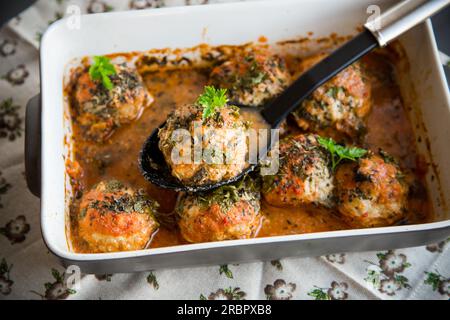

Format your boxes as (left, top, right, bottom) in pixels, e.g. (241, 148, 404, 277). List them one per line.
(317, 136, 367, 171)
(89, 56, 117, 90)
(197, 86, 229, 121)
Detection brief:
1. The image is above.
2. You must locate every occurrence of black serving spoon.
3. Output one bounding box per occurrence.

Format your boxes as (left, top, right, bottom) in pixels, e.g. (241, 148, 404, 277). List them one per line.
(139, 0, 448, 192)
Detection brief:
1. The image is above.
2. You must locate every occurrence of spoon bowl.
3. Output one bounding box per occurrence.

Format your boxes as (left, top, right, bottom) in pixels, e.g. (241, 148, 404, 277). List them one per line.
(138, 121, 259, 192)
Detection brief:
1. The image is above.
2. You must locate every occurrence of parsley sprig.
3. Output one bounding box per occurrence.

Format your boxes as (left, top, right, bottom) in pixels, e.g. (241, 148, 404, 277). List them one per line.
(317, 136, 367, 171)
(197, 86, 229, 121)
(89, 55, 117, 90)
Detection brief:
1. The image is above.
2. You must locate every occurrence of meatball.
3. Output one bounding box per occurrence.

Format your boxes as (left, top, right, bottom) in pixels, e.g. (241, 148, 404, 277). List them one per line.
(74, 63, 152, 142)
(292, 53, 371, 139)
(262, 134, 334, 207)
(177, 177, 261, 243)
(209, 49, 291, 106)
(78, 180, 159, 253)
(335, 151, 408, 228)
(158, 94, 248, 186)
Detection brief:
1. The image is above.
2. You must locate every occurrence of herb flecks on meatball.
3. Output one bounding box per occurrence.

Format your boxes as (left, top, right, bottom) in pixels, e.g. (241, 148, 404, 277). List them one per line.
(74, 56, 152, 142)
(292, 54, 371, 139)
(209, 48, 291, 106)
(177, 176, 261, 243)
(158, 86, 249, 186)
(262, 134, 334, 207)
(78, 180, 159, 253)
(335, 151, 408, 228)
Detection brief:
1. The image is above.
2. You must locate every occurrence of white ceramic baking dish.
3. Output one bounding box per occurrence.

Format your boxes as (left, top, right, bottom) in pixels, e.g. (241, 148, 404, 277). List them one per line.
(26, 0, 450, 273)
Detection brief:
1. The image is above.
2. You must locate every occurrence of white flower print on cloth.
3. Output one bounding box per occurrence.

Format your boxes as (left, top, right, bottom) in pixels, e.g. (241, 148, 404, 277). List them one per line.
(2, 65, 29, 85)
(364, 250, 411, 296)
(307, 281, 348, 300)
(426, 238, 450, 253)
(200, 287, 246, 300)
(424, 271, 450, 297)
(31, 268, 76, 300)
(0, 171, 11, 208)
(0, 98, 23, 141)
(129, 0, 165, 9)
(0, 258, 14, 295)
(325, 253, 346, 264)
(0, 215, 30, 244)
(0, 40, 16, 57)
(264, 279, 296, 300)
(379, 251, 410, 276)
(379, 278, 401, 296)
(365, 264, 383, 288)
(87, 0, 114, 13)
(328, 281, 348, 300)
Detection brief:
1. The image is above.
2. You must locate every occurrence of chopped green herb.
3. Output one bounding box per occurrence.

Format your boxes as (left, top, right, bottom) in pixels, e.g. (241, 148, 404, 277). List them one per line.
(85, 184, 158, 217)
(379, 149, 396, 164)
(238, 56, 267, 90)
(197, 86, 229, 121)
(262, 173, 278, 194)
(326, 86, 344, 99)
(89, 55, 117, 90)
(317, 136, 367, 171)
(196, 175, 259, 212)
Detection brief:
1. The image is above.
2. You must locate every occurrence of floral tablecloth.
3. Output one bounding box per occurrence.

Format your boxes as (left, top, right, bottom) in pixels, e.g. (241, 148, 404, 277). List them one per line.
(0, 0, 449, 300)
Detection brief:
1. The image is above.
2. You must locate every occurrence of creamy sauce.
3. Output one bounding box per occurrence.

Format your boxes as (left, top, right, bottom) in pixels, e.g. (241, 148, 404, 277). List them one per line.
(67, 44, 432, 253)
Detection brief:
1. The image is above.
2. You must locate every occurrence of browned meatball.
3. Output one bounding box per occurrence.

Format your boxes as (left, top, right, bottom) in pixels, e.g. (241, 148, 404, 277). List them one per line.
(335, 151, 408, 228)
(74, 63, 152, 142)
(262, 134, 334, 207)
(209, 48, 291, 106)
(177, 177, 261, 243)
(78, 180, 159, 253)
(292, 53, 371, 139)
(158, 95, 248, 186)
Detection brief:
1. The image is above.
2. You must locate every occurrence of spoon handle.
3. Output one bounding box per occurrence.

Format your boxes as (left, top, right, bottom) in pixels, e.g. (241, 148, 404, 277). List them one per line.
(365, 0, 449, 47)
(261, 0, 449, 128)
